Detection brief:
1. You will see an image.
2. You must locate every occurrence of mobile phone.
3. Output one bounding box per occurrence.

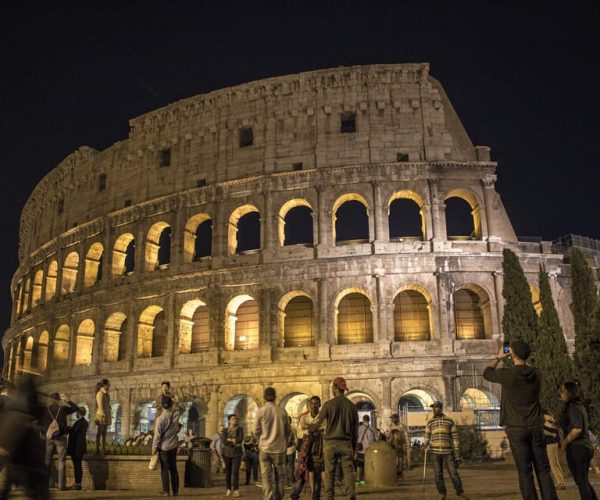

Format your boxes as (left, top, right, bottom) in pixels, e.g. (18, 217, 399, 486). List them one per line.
(502, 341, 510, 354)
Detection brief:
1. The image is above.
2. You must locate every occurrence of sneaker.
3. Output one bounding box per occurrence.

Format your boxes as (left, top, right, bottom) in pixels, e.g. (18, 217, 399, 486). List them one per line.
(254, 482, 262, 488)
(158, 491, 169, 497)
(233, 491, 241, 498)
(226, 489, 231, 497)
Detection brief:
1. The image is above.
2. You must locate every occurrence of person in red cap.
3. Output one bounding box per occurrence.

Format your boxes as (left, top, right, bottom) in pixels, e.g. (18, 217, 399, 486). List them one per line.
(310, 377, 358, 500)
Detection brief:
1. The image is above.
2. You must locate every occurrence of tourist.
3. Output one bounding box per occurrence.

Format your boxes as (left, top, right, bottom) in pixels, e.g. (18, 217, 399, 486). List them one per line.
(291, 395, 324, 500)
(210, 424, 224, 473)
(42, 392, 78, 490)
(483, 340, 558, 500)
(94, 379, 111, 455)
(67, 407, 88, 490)
(222, 414, 243, 497)
(185, 428, 197, 449)
(242, 434, 259, 485)
(423, 401, 467, 499)
(543, 409, 566, 490)
(558, 381, 598, 499)
(355, 414, 376, 482)
(388, 413, 411, 475)
(152, 395, 183, 497)
(310, 376, 358, 500)
(255, 387, 292, 500)
(389, 429, 406, 482)
(156, 381, 174, 417)
(286, 416, 298, 486)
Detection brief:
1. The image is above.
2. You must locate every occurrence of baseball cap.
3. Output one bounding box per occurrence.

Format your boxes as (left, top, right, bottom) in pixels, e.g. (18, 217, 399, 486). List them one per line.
(510, 339, 532, 360)
(332, 377, 348, 391)
(430, 401, 443, 408)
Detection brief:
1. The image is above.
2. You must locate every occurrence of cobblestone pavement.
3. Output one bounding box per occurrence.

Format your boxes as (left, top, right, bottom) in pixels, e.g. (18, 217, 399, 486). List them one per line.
(6, 463, 600, 499)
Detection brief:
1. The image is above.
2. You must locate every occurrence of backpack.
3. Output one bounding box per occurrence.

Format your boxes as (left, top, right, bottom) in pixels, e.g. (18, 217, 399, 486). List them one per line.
(46, 407, 61, 440)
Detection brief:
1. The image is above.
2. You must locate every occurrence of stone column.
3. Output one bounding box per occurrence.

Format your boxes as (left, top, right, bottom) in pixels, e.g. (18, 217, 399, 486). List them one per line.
(205, 387, 220, 437)
(120, 388, 133, 439)
(165, 292, 176, 368)
(316, 186, 329, 249)
(380, 377, 393, 429)
(135, 223, 146, 276)
(428, 177, 445, 245)
(435, 271, 454, 354)
(371, 181, 388, 243)
(93, 308, 106, 375)
(317, 278, 330, 360)
(126, 301, 137, 367)
(261, 189, 274, 263)
(481, 175, 498, 242)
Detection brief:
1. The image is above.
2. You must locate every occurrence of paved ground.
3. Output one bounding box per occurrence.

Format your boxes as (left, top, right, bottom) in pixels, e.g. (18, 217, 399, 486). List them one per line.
(6, 462, 600, 498)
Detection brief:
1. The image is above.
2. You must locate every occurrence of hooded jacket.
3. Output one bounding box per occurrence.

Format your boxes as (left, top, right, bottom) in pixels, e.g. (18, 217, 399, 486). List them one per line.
(483, 365, 544, 426)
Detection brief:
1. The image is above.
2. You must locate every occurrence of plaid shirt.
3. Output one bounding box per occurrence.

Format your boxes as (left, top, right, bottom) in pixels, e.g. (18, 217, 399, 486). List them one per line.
(424, 414, 459, 455)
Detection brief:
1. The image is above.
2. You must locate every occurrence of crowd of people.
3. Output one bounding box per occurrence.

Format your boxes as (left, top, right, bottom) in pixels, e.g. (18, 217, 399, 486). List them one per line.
(0, 338, 598, 499)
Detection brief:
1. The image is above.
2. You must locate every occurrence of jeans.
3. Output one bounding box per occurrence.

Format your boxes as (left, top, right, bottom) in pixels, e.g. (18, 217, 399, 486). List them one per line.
(244, 452, 259, 483)
(287, 451, 296, 484)
(291, 469, 322, 500)
(506, 426, 558, 500)
(259, 451, 286, 500)
(224, 455, 241, 491)
(323, 440, 355, 500)
(44, 436, 68, 489)
(159, 448, 179, 495)
(71, 454, 84, 485)
(431, 453, 463, 495)
(566, 443, 598, 500)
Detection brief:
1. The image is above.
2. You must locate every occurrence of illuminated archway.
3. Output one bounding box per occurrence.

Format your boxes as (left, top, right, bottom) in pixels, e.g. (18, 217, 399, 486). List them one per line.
(445, 189, 482, 240)
(103, 312, 127, 362)
(278, 199, 313, 246)
(133, 399, 157, 434)
(347, 391, 379, 428)
(45, 260, 58, 300)
(84, 242, 104, 287)
(32, 270, 44, 308)
(53, 324, 71, 368)
(224, 295, 259, 351)
(398, 388, 436, 413)
(393, 286, 432, 341)
(228, 204, 260, 255)
(453, 285, 492, 340)
(137, 305, 167, 358)
(112, 233, 135, 276)
(184, 213, 212, 262)
(74, 319, 95, 365)
(278, 291, 315, 347)
(35, 331, 49, 372)
(223, 395, 258, 435)
(460, 387, 499, 409)
(61, 251, 79, 294)
(280, 392, 311, 421)
(22, 277, 31, 313)
(332, 193, 369, 244)
(22, 335, 34, 371)
(388, 190, 426, 241)
(179, 299, 210, 353)
(335, 289, 373, 344)
(145, 222, 171, 271)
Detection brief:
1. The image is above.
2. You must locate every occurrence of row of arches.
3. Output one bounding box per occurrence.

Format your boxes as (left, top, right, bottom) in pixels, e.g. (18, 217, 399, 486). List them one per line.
(7, 285, 494, 376)
(14, 190, 482, 319)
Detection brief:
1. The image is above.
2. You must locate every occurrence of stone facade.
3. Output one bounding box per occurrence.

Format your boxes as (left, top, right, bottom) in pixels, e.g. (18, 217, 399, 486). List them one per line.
(2, 64, 578, 439)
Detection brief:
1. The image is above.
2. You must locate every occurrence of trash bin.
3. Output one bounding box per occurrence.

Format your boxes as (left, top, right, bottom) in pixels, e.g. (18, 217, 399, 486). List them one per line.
(364, 440, 397, 487)
(185, 441, 212, 487)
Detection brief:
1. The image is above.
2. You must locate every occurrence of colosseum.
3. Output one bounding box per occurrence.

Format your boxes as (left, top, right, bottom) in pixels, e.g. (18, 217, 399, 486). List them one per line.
(2, 63, 578, 441)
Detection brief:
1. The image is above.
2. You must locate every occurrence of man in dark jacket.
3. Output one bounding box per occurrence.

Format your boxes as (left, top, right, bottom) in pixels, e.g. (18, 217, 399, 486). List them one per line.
(67, 407, 89, 490)
(40, 393, 78, 491)
(483, 340, 557, 500)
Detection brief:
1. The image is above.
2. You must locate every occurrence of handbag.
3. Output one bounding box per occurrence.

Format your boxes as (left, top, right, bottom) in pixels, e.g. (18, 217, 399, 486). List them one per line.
(149, 453, 159, 471)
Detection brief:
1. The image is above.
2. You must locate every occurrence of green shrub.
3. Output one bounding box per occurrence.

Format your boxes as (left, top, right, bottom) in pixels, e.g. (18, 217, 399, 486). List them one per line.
(457, 425, 489, 462)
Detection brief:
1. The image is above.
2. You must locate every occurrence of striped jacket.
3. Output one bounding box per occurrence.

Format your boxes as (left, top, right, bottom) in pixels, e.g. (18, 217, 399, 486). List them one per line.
(424, 414, 459, 455)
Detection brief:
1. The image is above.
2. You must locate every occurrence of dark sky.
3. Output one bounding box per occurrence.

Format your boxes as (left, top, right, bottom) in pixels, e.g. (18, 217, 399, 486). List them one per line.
(1, 1, 599, 358)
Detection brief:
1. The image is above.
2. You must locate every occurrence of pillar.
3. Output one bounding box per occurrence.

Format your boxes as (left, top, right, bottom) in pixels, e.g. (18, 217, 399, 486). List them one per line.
(371, 181, 388, 243)
(481, 175, 498, 242)
(316, 186, 329, 248)
(428, 177, 444, 242)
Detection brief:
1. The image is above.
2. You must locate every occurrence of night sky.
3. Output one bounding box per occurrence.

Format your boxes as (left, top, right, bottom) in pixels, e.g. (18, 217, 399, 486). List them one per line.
(1, 1, 599, 361)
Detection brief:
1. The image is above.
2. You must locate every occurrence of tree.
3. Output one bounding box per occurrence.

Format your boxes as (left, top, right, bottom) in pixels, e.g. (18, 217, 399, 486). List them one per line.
(501, 249, 539, 361)
(570, 247, 600, 431)
(536, 267, 575, 416)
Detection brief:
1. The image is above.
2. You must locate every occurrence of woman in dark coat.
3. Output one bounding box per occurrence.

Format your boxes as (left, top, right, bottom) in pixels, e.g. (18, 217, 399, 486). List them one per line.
(67, 407, 89, 490)
(222, 414, 244, 497)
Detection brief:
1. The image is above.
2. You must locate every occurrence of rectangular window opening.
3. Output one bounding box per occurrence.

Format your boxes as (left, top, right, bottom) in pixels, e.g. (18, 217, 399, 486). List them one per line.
(196, 178, 207, 187)
(239, 126, 254, 148)
(124, 199, 132, 208)
(340, 112, 356, 133)
(292, 162, 303, 171)
(57, 199, 64, 214)
(98, 173, 107, 191)
(158, 148, 171, 167)
(396, 152, 409, 162)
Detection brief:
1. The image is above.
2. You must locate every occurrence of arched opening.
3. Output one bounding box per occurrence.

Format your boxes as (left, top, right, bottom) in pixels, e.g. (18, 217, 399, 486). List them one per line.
(279, 292, 315, 347)
(279, 199, 313, 247)
(46, 260, 58, 301)
(145, 222, 172, 271)
(180, 400, 207, 438)
(229, 205, 260, 255)
(223, 395, 258, 435)
(74, 319, 95, 365)
(460, 387, 499, 409)
(393, 289, 432, 341)
(225, 295, 260, 351)
(61, 251, 79, 295)
(454, 286, 492, 340)
(184, 213, 212, 262)
(333, 194, 369, 245)
(35, 331, 49, 372)
(133, 400, 157, 434)
(14, 282, 22, 317)
(108, 402, 122, 440)
(103, 312, 128, 362)
(22, 336, 34, 371)
(388, 191, 426, 241)
(335, 290, 373, 344)
(530, 285, 542, 316)
(398, 388, 436, 414)
(84, 242, 104, 287)
(178, 299, 210, 354)
(32, 270, 44, 308)
(112, 233, 135, 276)
(348, 392, 378, 429)
(137, 306, 167, 358)
(22, 278, 31, 313)
(280, 393, 311, 421)
(445, 190, 482, 240)
(53, 324, 71, 368)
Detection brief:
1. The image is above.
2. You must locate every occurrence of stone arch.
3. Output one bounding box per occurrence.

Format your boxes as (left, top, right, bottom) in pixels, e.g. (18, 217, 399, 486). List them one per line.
(22, 335, 34, 371)
(112, 233, 135, 276)
(145, 222, 171, 271)
(453, 284, 493, 340)
(35, 330, 50, 372)
(278, 199, 314, 246)
(61, 251, 79, 294)
(53, 324, 71, 368)
(137, 305, 167, 358)
(184, 213, 212, 262)
(332, 193, 369, 245)
(22, 277, 31, 314)
(224, 294, 260, 351)
(334, 288, 373, 344)
(103, 312, 127, 362)
(32, 269, 44, 308)
(45, 260, 58, 301)
(74, 319, 95, 365)
(388, 190, 426, 241)
(108, 402, 123, 440)
(228, 204, 260, 255)
(178, 299, 210, 354)
(280, 392, 311, 422)
(347, 390, 380, 429)
(530, 284, 542, 316)
(14, 281, 22, 318)
(181, 398, 209, 438)
(460, 387, 499, 409)
(444, 188, 482, 240)
(133, 398, 158, 434)
(223, 394, 259, 435)
(398, 387, 437, 414)
(278, 291, 315, 347)
(393, 285, 433, 341)
(84, 242, 104, 287)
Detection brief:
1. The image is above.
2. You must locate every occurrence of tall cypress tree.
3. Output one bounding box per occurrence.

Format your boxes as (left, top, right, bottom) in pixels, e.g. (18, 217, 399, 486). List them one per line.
(570, 247, 600, 431)
(536, 266, 575, 415)
(501, 249, 539, 361)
